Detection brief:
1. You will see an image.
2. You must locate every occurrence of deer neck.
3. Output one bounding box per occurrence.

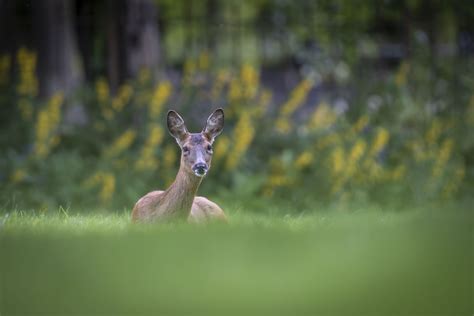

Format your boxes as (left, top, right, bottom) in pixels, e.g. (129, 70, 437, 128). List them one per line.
(162, 163, 202, 218)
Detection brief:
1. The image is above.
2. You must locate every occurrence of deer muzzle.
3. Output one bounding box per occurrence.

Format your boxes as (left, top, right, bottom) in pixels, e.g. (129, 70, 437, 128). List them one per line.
(192, 162, 208, 177)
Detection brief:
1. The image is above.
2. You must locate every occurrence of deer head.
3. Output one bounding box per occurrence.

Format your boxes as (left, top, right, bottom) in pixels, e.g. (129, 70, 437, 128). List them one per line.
(167, 109, 224, 177)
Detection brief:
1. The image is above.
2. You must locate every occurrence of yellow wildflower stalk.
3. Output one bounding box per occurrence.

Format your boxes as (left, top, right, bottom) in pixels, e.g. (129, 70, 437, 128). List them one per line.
(96, 77, 109, 104)
(425, 119, 442, 146)
(182, 59, 196, 86)
(0, 54, 11, 86)
(16, 47, 38, 97)
(33, 93, 64, 159)
(432, 138, 454, 178)
(369, 127, 390, 156)
(198, 51, 210, 71)
(213, 134, 230, 164)
(307, 102, 337, 131)
(330, 146, 345, 176)
(163, 144, 178, 186)
(352, 115, 369, 133)
(104, 129, 137, 159)
(228, 77, 242, 103)
(294, 151, 314, 170)
(226, 112, 255, 170)
(10, 168, 27, 184)
(111, 83, 133, 112)
(83, 171, 116, 204)
(211, 69, 230, 101)
(241, 64, 259, 99)
(442, 165, 465, 199)
(135, 125, 164, 171)
(256, 89, 272, 117)
(149, 81, 172, 120)
(276, 78, 314, 133)
(395, 61, 410, 87)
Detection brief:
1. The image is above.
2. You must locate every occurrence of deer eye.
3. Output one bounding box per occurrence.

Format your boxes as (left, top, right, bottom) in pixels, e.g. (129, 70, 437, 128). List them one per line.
(206, 144, 213, 152)
(182, 146, 190, 155)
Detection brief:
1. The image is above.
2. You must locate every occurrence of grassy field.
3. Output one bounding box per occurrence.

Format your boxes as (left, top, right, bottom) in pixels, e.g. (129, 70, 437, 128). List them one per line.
(0, 204, 472, 315)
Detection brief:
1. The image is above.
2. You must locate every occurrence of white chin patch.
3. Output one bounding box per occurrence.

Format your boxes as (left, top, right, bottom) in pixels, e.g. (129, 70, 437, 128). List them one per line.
(194, 170, 207, 177)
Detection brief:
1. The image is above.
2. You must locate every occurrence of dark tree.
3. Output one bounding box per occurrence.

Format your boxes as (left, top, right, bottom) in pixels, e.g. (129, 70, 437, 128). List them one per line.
(106, 0, 161, 92)
(31, 0, 84, 97)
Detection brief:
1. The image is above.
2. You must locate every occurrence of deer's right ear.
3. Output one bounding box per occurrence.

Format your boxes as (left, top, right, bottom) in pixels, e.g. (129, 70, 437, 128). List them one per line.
(167, 110, 188, 144)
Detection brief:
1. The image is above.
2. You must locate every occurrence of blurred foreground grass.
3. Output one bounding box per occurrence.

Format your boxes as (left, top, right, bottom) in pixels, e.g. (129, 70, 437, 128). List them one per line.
(0, 206, 472, 315)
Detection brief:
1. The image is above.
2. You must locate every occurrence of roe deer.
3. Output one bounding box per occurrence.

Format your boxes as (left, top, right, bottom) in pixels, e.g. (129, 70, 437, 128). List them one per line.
(132, 109, 227, 223)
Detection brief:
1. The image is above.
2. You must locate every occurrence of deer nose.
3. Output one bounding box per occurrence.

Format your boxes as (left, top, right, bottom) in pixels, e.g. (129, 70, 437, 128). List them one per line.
(192, 163, 208, 177)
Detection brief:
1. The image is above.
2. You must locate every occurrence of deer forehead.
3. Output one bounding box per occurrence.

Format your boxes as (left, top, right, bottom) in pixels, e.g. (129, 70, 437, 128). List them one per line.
(184, 134, 208, 147)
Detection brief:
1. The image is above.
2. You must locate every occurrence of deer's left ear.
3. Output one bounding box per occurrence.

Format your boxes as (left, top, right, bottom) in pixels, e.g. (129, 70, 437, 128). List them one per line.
(203, 108, 224, 143)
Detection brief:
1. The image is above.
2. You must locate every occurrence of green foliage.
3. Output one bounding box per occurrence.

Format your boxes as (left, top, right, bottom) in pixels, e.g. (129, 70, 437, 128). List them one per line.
(0, 45, 473, 211)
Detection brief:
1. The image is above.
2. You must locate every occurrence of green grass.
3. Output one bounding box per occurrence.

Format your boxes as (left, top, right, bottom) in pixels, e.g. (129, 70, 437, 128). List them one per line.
(0, 206, 472, 315)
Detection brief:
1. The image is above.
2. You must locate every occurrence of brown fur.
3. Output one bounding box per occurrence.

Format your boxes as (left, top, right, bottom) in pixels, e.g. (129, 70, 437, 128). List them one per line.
(131, 162, 226, 222)
(131, 109, 226, 223)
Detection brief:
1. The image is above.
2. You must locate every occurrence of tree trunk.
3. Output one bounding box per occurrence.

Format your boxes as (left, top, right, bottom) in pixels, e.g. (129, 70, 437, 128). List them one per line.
(106, 0, 161, 92)
(0, 0, 16, 55)
(32, 0, 84, 98)
(123, 0, 161, 79)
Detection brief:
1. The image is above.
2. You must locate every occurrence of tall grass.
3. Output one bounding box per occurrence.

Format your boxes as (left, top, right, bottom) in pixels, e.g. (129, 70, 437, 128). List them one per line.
(1, 206, 472, 314)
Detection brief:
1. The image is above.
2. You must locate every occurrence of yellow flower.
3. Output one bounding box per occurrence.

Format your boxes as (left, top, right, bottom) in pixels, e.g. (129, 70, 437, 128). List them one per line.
(10, 168, 27, 183)
(349, 139, 366, 163)
(330, 178, 345, 195)
(213, 135, 230, 163)
(280, 79, 314, 116)
(442, 165, 465, 198)
(256, 89, 272, 117)
(111, 83, 133, 112)
(0, 54, 11, 86)
(330, 146, 345, 175)
(275, 78, 313, 133)
(96, 77, 109, 104)
(316, 133, 342, 150)
(135, 125, 164, 171)
(104, 129, 137, 158)
(395, 61, 410, 87)
(241, 64, 259, 99)
(83, 171, 115, 204)
(308, 102, 337, 130)
(410, 140, 430, 162)
(294, 151, 314, 170)
(362, 159, 383, 182)
(100, 173, 116, 203)
(425, 119, 442, 146)
(432, 138, 454, 178)
(228, 77, 242, 102)
(182, 59, 196, 85)
(149, 81, 172, 119)
(226, 112, 255, 170)
(344, 139, 367, 179)
(16, 48, 38, 97)
(275, 117, 291, 134)
(391, 164, 406, 181)
(370, 127, 390, 156)
(267, 174, 290, 187)
(33, 93, 64, 158)
(163, 144, 178, 169)
(138, 68, 151, 85)
(353, 115, 369, 133)
(211, 69, 230, 101)
(198, 51, 210, 70)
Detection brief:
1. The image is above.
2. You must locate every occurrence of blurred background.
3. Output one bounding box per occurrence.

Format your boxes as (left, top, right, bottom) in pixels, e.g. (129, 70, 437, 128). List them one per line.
(0, 0, 473, 212)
